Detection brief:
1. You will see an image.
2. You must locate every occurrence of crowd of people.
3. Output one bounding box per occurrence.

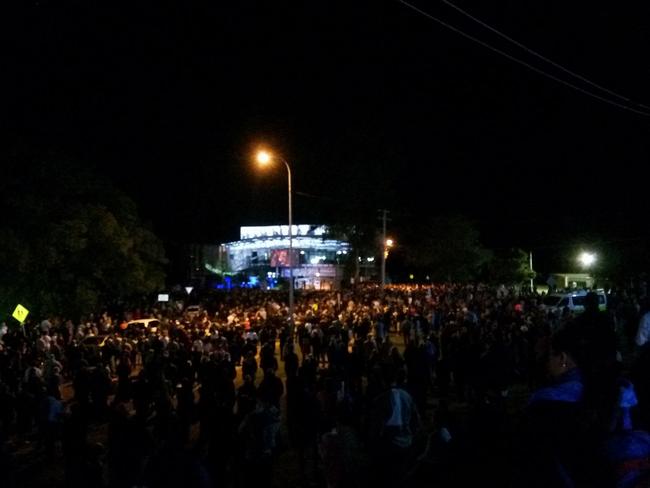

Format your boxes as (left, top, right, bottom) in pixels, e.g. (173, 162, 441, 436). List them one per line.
(1, 282, 650, 487)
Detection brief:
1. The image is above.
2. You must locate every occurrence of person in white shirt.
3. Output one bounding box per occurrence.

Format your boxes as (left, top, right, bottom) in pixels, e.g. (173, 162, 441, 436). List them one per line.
(245, 330, 258, 343)
(40, 319, 52, 334)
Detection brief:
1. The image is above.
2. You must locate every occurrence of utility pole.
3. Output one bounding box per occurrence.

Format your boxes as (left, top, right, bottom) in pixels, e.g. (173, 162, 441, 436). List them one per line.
(529, 251, 534, 293)
(380, 209, 389, 290)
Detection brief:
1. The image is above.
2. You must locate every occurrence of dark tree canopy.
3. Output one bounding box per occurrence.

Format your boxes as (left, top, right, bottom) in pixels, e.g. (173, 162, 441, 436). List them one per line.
(0, 156, 167, 321)
(484, 248, 535, 285)
(406, 215, 491, 282)
(325, 222, 378, 285)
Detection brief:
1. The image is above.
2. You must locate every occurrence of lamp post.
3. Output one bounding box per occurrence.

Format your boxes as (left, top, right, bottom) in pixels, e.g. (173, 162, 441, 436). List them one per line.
(256, 150, 294, 329)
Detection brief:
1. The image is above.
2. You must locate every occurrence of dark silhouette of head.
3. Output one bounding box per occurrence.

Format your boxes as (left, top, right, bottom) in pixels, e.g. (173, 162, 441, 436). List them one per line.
(585, 291, 600, 313)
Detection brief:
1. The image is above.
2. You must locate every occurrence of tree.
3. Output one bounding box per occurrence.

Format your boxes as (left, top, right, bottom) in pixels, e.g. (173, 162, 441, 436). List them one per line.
(485, 248, 535, 285)
(407, 215, 490, 282)
(324, 222, 377, 285)
(0, 156, 167, 320)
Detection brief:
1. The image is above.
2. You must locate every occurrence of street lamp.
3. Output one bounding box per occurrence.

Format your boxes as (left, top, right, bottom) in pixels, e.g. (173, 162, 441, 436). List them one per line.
(255, 149, 294, 329)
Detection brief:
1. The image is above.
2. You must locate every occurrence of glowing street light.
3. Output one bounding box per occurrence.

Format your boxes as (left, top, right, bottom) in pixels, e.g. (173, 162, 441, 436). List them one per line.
(383, 238, 394, 259)
(381, 237, 394, 290)
(256, 150, 272, 166)
(254, 148, 294, 328)
(578, 251, 597, 268)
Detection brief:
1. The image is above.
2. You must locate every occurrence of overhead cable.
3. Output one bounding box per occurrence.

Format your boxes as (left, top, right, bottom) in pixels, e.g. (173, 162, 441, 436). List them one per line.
(398, 0, 650, 117)
(440, 0, 647, 108)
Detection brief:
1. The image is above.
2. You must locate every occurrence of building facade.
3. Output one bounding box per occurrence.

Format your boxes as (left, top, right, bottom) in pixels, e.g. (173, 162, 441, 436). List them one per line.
(217, 225, 351, 290)
(547, 272, 595, 290)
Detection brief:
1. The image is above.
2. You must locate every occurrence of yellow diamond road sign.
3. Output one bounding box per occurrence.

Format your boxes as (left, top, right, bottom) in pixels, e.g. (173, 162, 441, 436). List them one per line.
(12, 304, 29, 324)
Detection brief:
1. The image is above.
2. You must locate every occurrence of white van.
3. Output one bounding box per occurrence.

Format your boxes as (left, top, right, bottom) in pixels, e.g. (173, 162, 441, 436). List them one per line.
(542, 290, 607, 314)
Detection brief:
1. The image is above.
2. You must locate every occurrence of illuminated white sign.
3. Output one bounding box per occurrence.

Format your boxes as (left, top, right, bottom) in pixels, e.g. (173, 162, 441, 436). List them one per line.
(240, 225, 327, 240)
(228, 237, 347, 252)
(157, 294, 170, 302)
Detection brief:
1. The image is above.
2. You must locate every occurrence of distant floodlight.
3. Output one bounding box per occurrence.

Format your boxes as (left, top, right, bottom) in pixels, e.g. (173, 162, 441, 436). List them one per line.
(578, 252, 596, 268)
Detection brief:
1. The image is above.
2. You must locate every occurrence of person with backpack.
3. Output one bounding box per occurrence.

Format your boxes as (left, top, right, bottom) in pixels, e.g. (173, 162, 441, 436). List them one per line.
(367, 362, 422, 487)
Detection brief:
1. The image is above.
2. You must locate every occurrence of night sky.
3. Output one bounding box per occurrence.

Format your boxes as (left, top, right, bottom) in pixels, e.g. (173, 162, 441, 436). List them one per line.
(5, 1, 650, 272)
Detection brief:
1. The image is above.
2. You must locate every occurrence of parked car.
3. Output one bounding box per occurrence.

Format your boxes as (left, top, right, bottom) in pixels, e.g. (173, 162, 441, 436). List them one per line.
(184, 305, 201, 319)
(542, 289, 607, 314)
(126, 318, 160, 332)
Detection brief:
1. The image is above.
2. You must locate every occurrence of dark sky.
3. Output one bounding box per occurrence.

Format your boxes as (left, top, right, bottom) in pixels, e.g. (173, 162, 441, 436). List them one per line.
(4, 0, 650, 270)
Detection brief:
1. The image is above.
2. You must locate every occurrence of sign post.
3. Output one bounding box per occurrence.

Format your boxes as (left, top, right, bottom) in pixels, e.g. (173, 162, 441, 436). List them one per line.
(12, 304, 29, 337)
(12, 304, 29, 324)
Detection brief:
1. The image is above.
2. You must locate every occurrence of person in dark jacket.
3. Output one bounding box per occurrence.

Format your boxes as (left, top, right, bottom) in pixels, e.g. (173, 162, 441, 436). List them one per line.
(237, 394, 281, 488)
(237, 375, 257, 420)
(514, 325, 607, 487)
(257, 368, 284, 410)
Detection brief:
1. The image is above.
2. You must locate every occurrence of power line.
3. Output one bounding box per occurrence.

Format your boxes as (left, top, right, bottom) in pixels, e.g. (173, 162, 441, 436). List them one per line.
(398, 0, 650, 117)
(439, 0, 647, 108)
(297, 189, 552, 225)
(294, 190, 391, 215)
(294, 190, 342, 203)
(296, 191, 644, 241)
